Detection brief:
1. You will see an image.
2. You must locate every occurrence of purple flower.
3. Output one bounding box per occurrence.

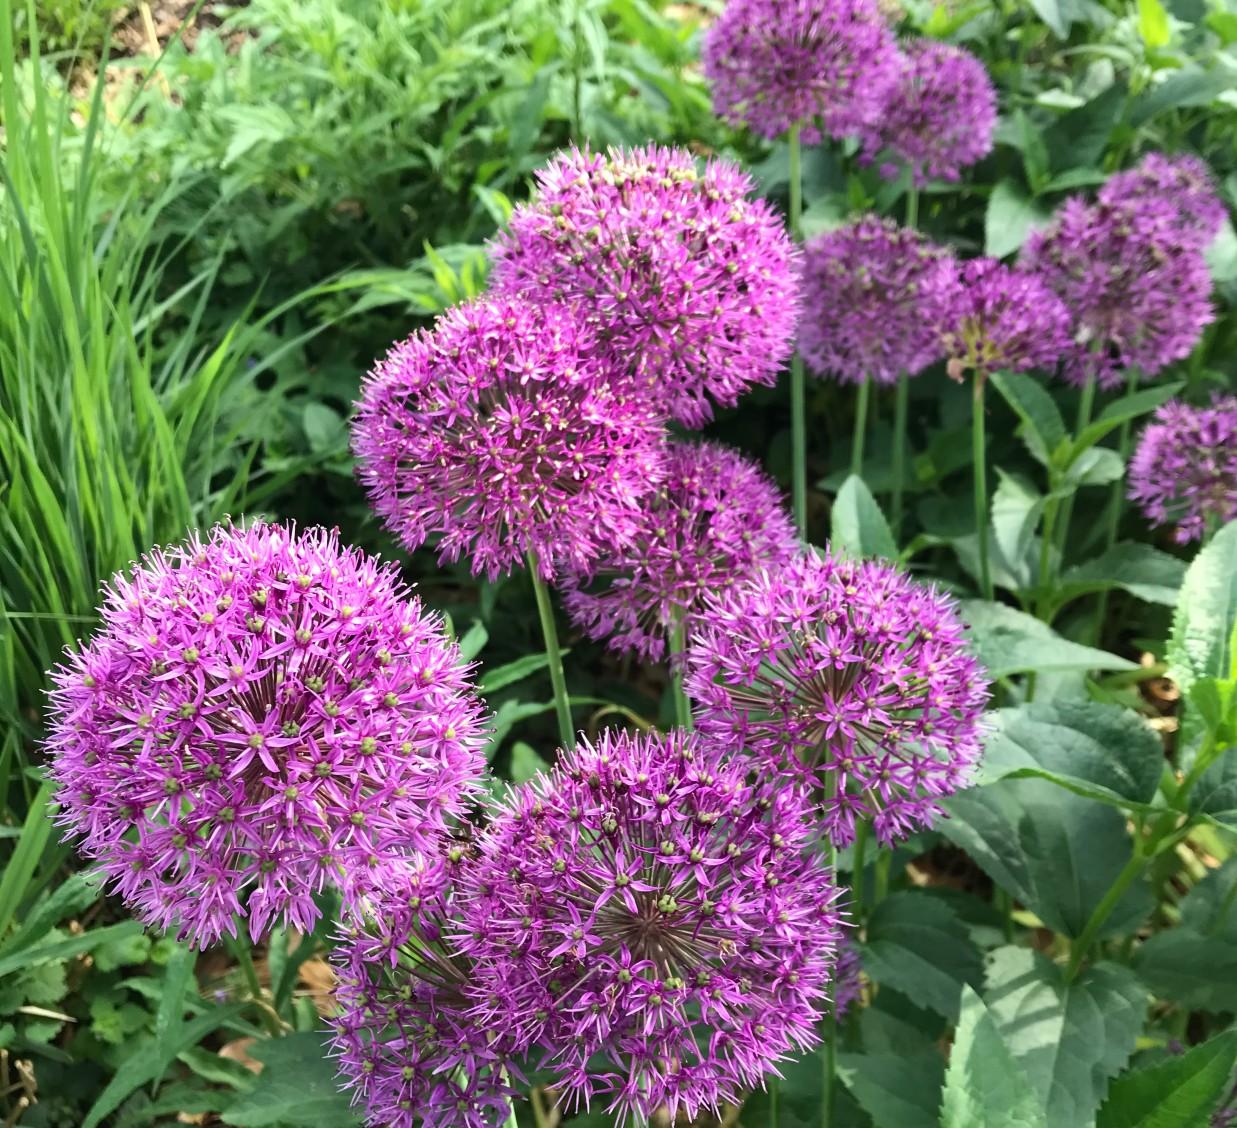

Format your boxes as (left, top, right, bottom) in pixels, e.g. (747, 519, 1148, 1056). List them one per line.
(1021, 196, 1215, 389)
(862, 39, 997, 184)
(1099, 152, 1226, 250)
(800, 215, 958, 385)
(45, 522, 488, 947)
(560, 440, 799, 662)
(331, 851, 520, 1128)
(490, 145, 801, 427)
(702, 0, 900, 143)
(455, 728, 844, 1123)
(352, 297, 667, 581)
(1128, 395, 1237, 544)
(940, 258, 1071, 380)
(833, 935, 863, 1019)
(685, 552, 990, 847)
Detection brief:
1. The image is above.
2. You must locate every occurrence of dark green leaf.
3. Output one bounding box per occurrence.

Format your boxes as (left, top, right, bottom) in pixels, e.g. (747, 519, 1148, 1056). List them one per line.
(985, 180, 1047, 258)
(1135, 926, 1237, 1011)
(1072, 382, 1183, 455)
(1044, 85, 1127, 174)
(1130, 67, 1236, 126)
(1097, 1029, 1237, 1128)
(1057, 542, 1186, 608)
(831, 474, 897, 559)
(222, 1032, 361, 1127)
(960, 601, 1137, 677)
(1179, 857, 1237, 939)
(990, 472, 1043, 590)
(837, 1050, 943, 1128)
(1188, 748, 1237, 830)
(1168, 521, 1237, 694)
(0, 920, 145, 980)
(480, 651, 557, 694)
(990, 371, 1067, 467)
(509, 740, 550, 784)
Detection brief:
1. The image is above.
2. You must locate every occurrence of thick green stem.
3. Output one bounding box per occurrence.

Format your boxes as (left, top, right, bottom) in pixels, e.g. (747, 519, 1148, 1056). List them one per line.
(227, 937, 282, 1037)
(1055, 375, 1096, 562)
(996, 888, 1014, 943)
(527, 551, 575, 751)
(1064, 848, 1147, 981)
(851, 376, 870, 480)
(788, 125, 807, 535)
(668, 620, 693, 732)
(905, 182, 919, 229)
(851, 821, 870, 927)
(1092, 368, 1140, 641)
(891, 374, 909, 539)
(972, 379, 993, 601)
(873, 851, 892, 906)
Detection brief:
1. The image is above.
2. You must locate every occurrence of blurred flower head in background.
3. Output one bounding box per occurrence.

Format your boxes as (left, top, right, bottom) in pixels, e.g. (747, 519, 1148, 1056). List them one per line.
(1099, 151, 1226, 250)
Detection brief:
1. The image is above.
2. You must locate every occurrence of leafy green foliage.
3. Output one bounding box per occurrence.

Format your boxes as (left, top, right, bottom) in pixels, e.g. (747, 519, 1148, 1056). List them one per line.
(1097, 1029, 1237, 1128)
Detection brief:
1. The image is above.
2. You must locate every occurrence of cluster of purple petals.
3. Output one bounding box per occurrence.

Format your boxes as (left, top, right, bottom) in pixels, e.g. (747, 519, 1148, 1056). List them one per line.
(833, 936, 863, 1019)
(685, 551, 990, 848)
(454, 728, 844, 1124)
(862, 40, 997, 184)
(1099, 151, 1226, 249)
(489, 145, 801, 427)
(330, 853, 520, 1128)
(702, 0, 901, 143)
(45, 522, 487, 947)
(352, 297, 666, 581)
(560, 440, 799, 662)
(1021, 196, 1214, 389)
(1128, 395, 1237, 544)
(800, 216, 958, 385)
(940, 258, 1071, 380)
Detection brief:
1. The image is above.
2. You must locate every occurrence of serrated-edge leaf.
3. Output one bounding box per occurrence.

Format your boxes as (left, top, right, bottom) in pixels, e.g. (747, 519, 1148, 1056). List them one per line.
(831, 474, 897, 560)
(1097, 1029, 1237, 1128)
(1169, 521, 1237, 694)
(991, 371, 1067, 466)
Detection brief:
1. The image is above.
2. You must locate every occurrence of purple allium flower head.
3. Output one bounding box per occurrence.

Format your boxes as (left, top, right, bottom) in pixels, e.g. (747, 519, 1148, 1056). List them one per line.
(560, 440, 799, 663)
(701, 0, 901, 143)
(1099, 151, 1226, 250)
(1021, 196, 1215, 389)
(331, 851, 520, 1128)
(45, 522, 487, 947)
(456, 728, 844, 1123)
(1128, 395, 1237, 544)
(861, 40, 997, 184)
(352, 297, 666, 581)
(800, 215, 958, 385)
(685, 552, 990, 847)
(489, 145, 801, 427)
(940, 258, 1071, 380)
(833, 935, 863, 1019)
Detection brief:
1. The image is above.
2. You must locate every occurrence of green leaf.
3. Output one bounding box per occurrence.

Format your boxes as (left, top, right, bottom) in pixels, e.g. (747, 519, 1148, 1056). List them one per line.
(991, 472, 1043, 590)
(1098, 1029, 1237, 1128)
(836, 1050, 943, 1128)
(985, 180, 1047, 258)
(960, 601, 1136, 678)
(1061, 447, 1124, 488)
(1130, 67, 1236, 126)
(976, 701, 1163, 807)
(222, 1032, 360, 1127)
(940, 986, 1046, 1128)
(0, 920, 145, 980)
(1072, 382, 1182, 456)
(479, 651, 557, 694)
(456, 620, 488, 661)
(1168, 521, 1237, 695)
(1137, 0, 1171, 47)
(1179, 857, 1237, 939)
(990, 371, 1067, 467)
(860, 892, 983, 1021)
(1135, 926, 1237, 1011)
(831, 474, 897, 559)
(985, 947, 1147, 1127)
(1188, 750, 1237, 830)
(509, 740, 550, 784)
(1057, 543, 1186, 609)
(300, 403, 346, 455)
(1043, 85, 1127, 174)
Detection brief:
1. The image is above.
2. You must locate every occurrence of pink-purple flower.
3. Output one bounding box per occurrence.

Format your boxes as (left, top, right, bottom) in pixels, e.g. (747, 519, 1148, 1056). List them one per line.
(1128, 395, 1237, 544)
(489, 145, 801, 427)
(861, 39, 997, 184)
(352, 297, 666, 581)
(1021, 196, 1214, 389)
(940, 258, 1071, 381)
(45, 522, 488, 947)
(800, 215, 958, 385)
(560, 440, 799, 662)
(685, 552, 990, 847)
(455, 728, 844, 1123)
(1099, 151, 1226, 250)
(702, 0, 900, 143)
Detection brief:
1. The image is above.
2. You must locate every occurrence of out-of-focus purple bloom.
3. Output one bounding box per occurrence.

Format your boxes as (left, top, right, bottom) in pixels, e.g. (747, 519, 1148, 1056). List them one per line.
(352, 297, 666, 581)
(940, 258, 1071, 380)
(862, 39, 997, 184)
(702, 0, 901, 143)
(560, 439, 799, 662)
(1099, 151, 1226, 249)
(456, 728, 844, 1124)
(833, 936, 863, 1019)
(800, 215, 958, 385)
(1128, 395, 1237, 544)
(45, 522, 487, 947)
(331, 852, 520, 1128)
(685, 552, 990, 848)
(1021, 196, 1214, 389)
(490, 145, 801, 427)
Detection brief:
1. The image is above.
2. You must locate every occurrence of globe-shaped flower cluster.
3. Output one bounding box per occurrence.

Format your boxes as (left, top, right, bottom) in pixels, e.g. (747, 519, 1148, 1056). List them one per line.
(490, 144, 801, 427)
(1098, 151, 1225, 250)
(686, 551, 990, 847)
(46, 522, 488, 945)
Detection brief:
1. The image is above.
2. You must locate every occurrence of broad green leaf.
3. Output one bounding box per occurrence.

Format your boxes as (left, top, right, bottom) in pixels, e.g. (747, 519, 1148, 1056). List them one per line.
(960, 601, 1136, 678)
(300, 403, 346, 455)
(940, 986, 1046, 1128)
(1043, 85, 1127, 174)
(509, 740, 550, 784)
(479, 651, 557, 695)
(222, 1033, 360, 1127)
(1135, 926, 1237, 1011)
(1057, 542, 1186, 609)
(1179, 857, 1237, 939)
(457, 620, 489, 661)
(991, 472, 1043, 589)
(860, 892, 983, 1021)
(1168, 521, 1237, 694)
(1072, 382, 1182, 455)
(985, 946, 1146, 1127)
(976, 701, 1162, 807)
(1137, 0, 1171, 46)
(1061, 447, 1123, 488)
(990, 371, 1066, 467)
(0, 920, 145, 980)
(837, 1050, 943, 1128)
(1097, 1029, 1237, 1128)
(1130, 67, 1234, 126)
(1188, 749, 1237, 830)
(831, 474, 897, 559)
(985, 180, 1047, 258)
